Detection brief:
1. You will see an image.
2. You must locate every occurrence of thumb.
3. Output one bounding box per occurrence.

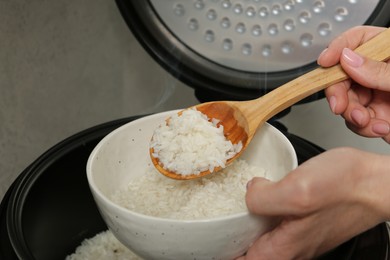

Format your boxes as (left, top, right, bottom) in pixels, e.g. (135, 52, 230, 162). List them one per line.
(245, 175, 303, 216)
(341, 48, 390, 91)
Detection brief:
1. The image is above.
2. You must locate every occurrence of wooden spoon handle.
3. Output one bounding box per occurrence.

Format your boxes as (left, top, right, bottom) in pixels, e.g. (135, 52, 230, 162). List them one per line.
(244, 27, 390, 133)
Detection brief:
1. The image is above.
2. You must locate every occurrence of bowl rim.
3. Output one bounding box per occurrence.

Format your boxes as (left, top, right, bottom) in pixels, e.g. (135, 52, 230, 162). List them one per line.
(86, 110, 298, 223)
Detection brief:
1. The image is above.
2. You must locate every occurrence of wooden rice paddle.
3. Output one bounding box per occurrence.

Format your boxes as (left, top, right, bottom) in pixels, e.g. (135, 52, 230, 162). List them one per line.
(151, 27, 390, 180)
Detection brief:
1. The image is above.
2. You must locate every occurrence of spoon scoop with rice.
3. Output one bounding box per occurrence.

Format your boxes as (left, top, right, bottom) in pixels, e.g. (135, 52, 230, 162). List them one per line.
(151, 27, 390, 180)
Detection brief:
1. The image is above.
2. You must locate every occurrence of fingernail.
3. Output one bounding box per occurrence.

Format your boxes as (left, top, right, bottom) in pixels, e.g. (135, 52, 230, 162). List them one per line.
(372, 123, 390, 135)
(329, 96, 337, 113)
(351, 109, 364, 126)
(342, 48, 364, 67)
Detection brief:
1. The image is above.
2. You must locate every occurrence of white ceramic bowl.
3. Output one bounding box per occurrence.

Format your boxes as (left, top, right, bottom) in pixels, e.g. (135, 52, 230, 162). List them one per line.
(87, 110, 297, 260)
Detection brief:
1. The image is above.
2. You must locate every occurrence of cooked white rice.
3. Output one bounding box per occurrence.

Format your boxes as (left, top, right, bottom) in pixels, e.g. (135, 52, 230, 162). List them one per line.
(111, 159, 266, 220)
(66, 230, 141, 260)
(150, 108, 242, 175)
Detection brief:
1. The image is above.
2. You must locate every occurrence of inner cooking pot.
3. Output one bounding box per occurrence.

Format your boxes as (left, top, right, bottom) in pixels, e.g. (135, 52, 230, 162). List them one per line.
(116, 0, 390, 101)
(1, 116, 389, 260)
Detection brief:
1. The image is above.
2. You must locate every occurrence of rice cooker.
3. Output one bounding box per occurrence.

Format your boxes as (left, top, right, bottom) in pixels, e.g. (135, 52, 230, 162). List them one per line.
(1, 117, 389, 259)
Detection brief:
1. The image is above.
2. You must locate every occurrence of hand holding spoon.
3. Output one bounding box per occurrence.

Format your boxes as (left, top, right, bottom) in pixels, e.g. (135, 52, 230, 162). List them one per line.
(151, 27, 390, 180)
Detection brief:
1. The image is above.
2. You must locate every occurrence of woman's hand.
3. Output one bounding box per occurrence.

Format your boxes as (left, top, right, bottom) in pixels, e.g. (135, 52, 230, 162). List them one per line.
(237, 26, 390, 260)
(237, 147, 390, 259)
(318, 26, 390, 143)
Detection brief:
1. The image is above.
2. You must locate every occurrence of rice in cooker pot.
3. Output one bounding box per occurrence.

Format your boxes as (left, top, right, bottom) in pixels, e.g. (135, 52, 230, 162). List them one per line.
(66, 230, 140, 260)
(150, 108, 242, 175)
(111, 159, 266, 220)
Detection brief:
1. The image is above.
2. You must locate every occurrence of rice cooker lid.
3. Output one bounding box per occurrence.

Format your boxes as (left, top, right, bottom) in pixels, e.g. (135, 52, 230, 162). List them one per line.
(116, 0, 390, 100)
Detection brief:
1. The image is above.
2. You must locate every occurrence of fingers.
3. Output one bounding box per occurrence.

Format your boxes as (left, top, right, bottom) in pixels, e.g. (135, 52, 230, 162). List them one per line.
(324, 47, 390, 138)
(340, 48, 390, 92)
(326, 81, 372, 124)
(238, 231, 285, 260)
(318, 26, 385, 67)
(324, 81, 351, 114)
(324, 46, 390, 100)
(327, 82, 390, 140)
(346, 118, 390, 141)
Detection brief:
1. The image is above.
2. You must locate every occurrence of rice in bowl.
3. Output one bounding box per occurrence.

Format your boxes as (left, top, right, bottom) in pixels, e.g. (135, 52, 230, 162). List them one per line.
(112, 159, 266, 220)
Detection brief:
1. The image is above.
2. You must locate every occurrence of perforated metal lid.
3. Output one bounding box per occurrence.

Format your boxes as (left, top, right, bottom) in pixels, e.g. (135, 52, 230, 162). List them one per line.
(117, 0, 390, 100)
(150, 0, 380, 72)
